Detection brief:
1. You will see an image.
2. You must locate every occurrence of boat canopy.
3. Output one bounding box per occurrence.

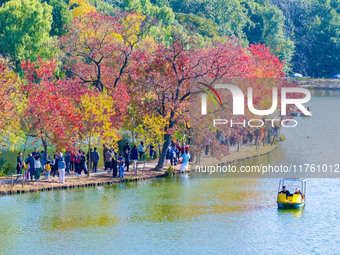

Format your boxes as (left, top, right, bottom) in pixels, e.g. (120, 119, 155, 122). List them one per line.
(279, 178, 306, 183)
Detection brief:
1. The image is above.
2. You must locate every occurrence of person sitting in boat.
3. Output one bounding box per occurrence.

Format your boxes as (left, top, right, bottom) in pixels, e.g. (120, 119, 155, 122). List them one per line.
(279, 186, 290, 196)
(294, 188, 302, 196)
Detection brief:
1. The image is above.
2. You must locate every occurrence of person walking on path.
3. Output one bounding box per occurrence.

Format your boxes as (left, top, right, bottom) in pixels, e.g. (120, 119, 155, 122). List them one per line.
(131, 145, 138, 175)
(176, 142, 181, 160)
(16, 152, 23, 174)
(150, 144, 154, 159)
(34, 156, 42, 181)
(123, 149, 130, 172)
(117, 154, 125, 178)
(75, 151, 81, 174)
(123, 142, 131, 154)
(105, 149, 112, 172)
(65, 151, 71, 173)
(91, 147, 100, 173)
(23, 161, 29, 180)
(112, 149, 118, 178)
(79, 152, 88, 175)
(70, 152, 75, 172)
(58, 157, 66, 183)
(44, 161, 51, 179)
(138, 141, 145, 160)
(170, 144, 177, 166)
(166, 145, 171, 165)
(41, 151, 46, 169)
(32, 148, 40, 158)
(53, 153, 61, 177)
(25, 154, 35, 181)
(179, 149, 190, 171)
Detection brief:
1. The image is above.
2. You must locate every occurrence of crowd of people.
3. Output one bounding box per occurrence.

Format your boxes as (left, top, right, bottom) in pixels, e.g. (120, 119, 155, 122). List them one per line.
(16, 148, 68, 184)
(14, 140, 166, 183)
(165, 141, 191, 170)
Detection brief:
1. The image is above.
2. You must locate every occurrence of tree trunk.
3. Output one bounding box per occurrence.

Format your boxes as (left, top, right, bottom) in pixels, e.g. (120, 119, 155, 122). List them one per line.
(23, 135, 29, 158)
(155, 134, 171, 171)
(41, 136, 48, 163)
(153, 147, 157, 159)
(158, 144, 162, 158)
(205, 145, 209, 155)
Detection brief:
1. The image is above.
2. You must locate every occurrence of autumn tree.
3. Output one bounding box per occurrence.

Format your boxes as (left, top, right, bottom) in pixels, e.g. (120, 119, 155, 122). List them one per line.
(130, 37, 249, 170)
(21, 57, 84, 155)
(59, 11, 154, 92)
(0, 57, 25, 150)
(76, 92, 123, 176)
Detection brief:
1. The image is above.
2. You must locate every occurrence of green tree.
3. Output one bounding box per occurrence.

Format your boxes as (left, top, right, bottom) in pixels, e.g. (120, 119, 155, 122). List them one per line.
(0, 0, 53, 65)
(272, 0, 340, 77)
(176, 13, 218, 38)
(89, 0, 118, 15)
(307, 0, 340, 77)
(122, 0, 175, 24)
(44, 0, 72, 37)
(244, 1, 295, 73)
(0, 0, 9, 7)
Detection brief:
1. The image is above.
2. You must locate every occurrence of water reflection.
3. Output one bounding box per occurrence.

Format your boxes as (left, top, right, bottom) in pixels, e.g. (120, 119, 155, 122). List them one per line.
(0, 94, 339, 254)
(277, 208, 304, 218)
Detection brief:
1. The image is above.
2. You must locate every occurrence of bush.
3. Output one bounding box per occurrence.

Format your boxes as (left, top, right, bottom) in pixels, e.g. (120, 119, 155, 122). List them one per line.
(0, 157, 14, 176)
(165, 166, 174, 177)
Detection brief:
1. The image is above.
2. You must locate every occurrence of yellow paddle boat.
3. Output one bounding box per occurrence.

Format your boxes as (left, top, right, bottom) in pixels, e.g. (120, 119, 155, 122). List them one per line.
(277, 179, 306, 209)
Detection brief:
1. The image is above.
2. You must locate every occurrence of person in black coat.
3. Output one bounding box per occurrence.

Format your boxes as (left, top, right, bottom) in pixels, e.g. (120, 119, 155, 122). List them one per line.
(123, 142, 131, 154)
(123, 149, 130, 172)
(16, 152, 23, 174)
(131, 145, 138, 174)
(111, 149, 118, 178)
(279, 186, 290, 197)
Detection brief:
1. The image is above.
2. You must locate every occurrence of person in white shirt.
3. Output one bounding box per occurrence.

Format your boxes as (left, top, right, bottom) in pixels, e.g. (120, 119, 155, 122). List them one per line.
(58, 157, 66, 184)
(34, 157, 42, 181)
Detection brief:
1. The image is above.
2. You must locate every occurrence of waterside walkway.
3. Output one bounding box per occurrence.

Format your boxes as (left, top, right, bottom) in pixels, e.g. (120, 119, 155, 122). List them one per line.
(0, 144, 278, 196)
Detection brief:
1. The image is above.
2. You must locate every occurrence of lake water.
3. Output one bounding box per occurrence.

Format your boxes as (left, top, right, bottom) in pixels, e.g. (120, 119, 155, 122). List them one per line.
(0, 90, 339, 254)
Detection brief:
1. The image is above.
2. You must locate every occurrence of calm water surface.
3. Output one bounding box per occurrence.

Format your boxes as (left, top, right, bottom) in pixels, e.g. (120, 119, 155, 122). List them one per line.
(0, 91, 339, 254)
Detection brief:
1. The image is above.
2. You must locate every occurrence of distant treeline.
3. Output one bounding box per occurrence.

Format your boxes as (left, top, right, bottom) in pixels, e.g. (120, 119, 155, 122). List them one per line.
(0, 0, 339, 77)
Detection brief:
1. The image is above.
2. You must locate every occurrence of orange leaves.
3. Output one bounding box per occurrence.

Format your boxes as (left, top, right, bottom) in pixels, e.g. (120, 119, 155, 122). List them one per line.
(0, 57, 25, 150)
(248, 44, 285, 78)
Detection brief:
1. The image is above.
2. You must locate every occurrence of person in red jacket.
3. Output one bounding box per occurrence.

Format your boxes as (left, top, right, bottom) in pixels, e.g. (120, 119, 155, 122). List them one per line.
(70, 152, 75, 172)
(176, 142, 181, 160)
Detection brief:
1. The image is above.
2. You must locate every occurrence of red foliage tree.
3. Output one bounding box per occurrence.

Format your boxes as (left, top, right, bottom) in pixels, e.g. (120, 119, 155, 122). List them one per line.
(21, 57, 85, 154)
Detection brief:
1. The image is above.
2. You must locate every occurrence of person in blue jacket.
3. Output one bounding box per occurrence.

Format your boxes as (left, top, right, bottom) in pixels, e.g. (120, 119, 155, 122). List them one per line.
(25, 154, 35, 181)
(58, 157, 66, 183)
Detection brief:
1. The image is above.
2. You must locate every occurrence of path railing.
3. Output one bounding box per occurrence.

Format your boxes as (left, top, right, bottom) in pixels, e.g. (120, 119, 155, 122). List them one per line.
(11, 173, 24, 188)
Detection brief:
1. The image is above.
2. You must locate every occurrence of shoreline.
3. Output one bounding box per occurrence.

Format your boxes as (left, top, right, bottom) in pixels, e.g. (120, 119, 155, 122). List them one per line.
(0, 144, 278, 196)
